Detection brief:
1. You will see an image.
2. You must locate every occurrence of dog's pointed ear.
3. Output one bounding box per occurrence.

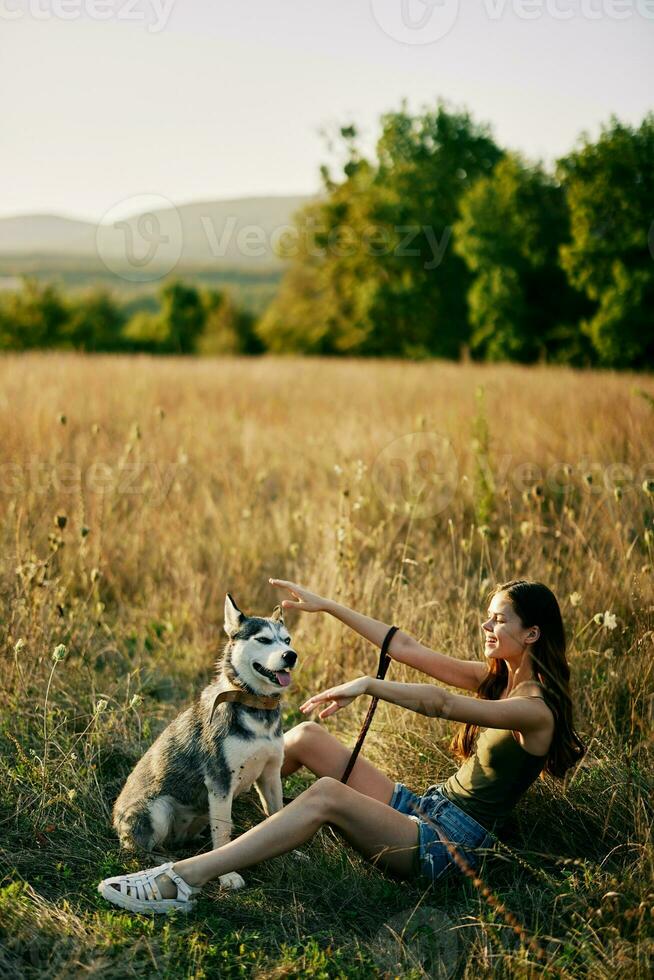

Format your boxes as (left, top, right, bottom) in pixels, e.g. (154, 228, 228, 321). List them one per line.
(271, 603, 284, 623)
(224, 593, 245, 637)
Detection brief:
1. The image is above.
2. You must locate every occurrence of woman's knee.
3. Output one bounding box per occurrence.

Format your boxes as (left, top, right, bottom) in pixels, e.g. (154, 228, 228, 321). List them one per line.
(286, 720, 322, 744)
(283, 720, 324, 759)
(304, 776, 346, 816)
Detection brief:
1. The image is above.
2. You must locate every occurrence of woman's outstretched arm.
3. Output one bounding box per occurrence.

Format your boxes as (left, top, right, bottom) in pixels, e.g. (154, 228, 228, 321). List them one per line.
(269, 578, 487, 691)
(301, 676, 553, 738)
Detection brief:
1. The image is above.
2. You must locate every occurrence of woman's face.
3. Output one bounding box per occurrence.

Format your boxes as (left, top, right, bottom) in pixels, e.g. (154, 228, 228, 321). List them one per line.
(481, 592, 534, 661)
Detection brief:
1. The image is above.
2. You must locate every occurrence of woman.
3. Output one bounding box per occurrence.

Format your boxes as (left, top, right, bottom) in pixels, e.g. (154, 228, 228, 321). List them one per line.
(98, 577, 585, 913)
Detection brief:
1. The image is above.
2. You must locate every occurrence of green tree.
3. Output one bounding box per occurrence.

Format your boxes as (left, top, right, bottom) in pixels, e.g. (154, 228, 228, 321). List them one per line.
(558, 114, 654, 368)
(0, 278, 68, 350)
(259, 102, 503, 358)
(66, 289, 126, 352)
(198, 289, 263, 355)
(122, 309, 168, 353)
(454, 153, 592, 364)
(158, 280, 206, 354)
(122, 280, 206, 353)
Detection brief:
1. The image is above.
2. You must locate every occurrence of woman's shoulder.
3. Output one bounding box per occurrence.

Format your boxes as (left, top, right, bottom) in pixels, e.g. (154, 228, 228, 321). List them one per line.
(509, 679, 546, 698)
(509, 680, 556, 731)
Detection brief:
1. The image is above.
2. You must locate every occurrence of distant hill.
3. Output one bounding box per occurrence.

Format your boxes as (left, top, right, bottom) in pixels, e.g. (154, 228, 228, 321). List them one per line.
(0, 195, 315, 269)
(0, 214, 97, 255)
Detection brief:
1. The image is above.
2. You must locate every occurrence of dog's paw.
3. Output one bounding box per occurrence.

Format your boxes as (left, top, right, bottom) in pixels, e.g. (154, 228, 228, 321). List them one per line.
(290, 849, 310, 863)
(219, 871, 245, 891)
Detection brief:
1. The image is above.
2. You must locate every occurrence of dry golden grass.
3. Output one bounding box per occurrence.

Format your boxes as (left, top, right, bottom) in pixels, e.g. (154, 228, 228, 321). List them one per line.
(0, 352, 652, 978)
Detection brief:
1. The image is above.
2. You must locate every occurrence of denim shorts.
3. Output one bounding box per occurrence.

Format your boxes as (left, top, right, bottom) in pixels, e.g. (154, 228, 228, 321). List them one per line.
(388, 781, 495, 885)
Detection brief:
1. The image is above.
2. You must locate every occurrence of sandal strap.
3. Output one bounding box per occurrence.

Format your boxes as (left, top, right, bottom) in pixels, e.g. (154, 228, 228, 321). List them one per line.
(165, 864, 202, 901)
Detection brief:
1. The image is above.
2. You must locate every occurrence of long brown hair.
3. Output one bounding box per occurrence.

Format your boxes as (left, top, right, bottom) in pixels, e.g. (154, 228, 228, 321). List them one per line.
(451, 579, 585, 778)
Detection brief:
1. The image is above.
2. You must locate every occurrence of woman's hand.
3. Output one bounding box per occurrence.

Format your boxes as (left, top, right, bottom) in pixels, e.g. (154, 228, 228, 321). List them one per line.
(299, 676, 370, 719)
(268, 578, 329, 614)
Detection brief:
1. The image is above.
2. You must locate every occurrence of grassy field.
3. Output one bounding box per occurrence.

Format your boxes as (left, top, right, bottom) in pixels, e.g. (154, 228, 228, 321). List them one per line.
(0, 353, 652, 978)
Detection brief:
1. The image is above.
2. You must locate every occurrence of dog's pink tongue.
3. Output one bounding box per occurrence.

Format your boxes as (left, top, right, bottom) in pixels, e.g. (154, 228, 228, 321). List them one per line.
(276, 670, 291, 687)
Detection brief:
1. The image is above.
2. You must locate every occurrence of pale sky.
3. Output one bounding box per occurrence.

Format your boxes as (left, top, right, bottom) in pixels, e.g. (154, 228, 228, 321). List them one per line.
(1, 0, 652, 221)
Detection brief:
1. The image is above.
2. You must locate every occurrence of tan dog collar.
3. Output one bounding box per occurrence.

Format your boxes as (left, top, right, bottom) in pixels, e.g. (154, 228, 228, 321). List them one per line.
(209, 688, 281, 724)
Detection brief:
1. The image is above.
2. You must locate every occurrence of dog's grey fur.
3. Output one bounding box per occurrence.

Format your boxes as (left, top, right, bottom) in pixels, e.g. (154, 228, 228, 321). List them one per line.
(112, 593, 298, 889)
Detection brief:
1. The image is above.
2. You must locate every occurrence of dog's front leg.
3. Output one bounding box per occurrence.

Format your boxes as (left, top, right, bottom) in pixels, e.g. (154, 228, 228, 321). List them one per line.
(255, 762, 309, 864)
(207, 789, 245, 891)
(254, 761, 283, 817)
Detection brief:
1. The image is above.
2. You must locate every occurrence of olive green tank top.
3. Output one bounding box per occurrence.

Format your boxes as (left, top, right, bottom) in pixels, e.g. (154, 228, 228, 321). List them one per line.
(441, 683, 549, 829)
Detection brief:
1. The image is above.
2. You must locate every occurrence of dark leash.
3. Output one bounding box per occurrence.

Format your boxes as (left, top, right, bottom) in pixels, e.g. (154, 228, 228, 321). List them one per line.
(340, 624, 398, 784)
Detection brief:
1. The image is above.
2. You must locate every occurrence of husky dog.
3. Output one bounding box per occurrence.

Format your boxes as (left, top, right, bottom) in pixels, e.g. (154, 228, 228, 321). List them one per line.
(112, 593, 298, 890)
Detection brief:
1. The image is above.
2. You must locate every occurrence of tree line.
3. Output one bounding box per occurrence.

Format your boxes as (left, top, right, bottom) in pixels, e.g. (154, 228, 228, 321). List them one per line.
(2, 103, 652, 368)
(0, 279, 263, 355)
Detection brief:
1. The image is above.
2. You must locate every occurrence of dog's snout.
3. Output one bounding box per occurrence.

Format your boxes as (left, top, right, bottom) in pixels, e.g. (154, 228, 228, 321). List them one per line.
(283, 650, 297, 668)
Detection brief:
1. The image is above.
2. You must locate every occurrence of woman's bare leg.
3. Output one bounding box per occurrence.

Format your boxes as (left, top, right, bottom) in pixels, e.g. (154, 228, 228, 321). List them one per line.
(107, 726, 413, 903)
(281, 721, 396, 804)
(165, 777, 419, 892)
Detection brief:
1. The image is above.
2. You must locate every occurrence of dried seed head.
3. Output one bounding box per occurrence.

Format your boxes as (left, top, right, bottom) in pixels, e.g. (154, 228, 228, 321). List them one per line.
(52, 643, 67, 663)
(55, 514, 67, 530)
(58, 413, 67, 425)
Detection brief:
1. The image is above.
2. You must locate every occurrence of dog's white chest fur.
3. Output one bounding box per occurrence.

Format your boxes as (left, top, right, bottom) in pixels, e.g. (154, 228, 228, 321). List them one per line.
(224, 725, 283, 798)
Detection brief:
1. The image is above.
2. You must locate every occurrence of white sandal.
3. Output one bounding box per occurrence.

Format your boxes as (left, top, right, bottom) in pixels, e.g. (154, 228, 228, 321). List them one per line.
(97, 860, 202, 915)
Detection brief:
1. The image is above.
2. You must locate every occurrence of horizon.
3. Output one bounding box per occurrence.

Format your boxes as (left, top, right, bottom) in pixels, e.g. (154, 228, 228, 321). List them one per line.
(0, 192, 314, 225)
(1, 3, 652, 223)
